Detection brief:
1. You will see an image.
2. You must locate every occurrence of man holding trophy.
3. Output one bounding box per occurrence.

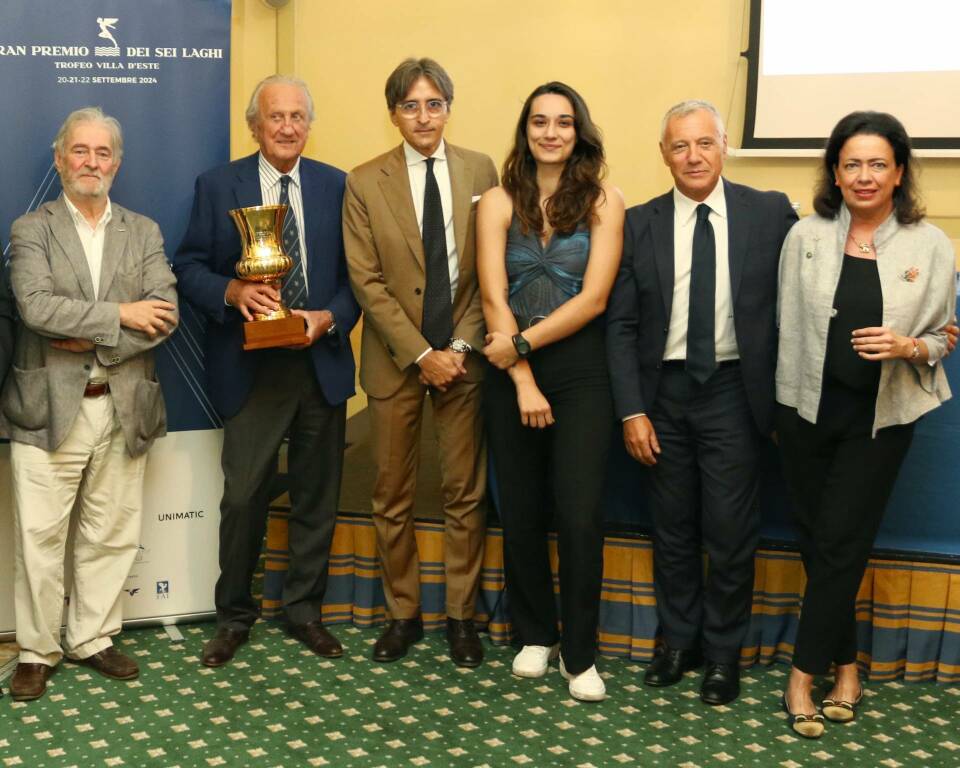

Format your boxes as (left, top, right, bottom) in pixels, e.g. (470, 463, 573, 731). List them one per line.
(173, 75, 359, 667)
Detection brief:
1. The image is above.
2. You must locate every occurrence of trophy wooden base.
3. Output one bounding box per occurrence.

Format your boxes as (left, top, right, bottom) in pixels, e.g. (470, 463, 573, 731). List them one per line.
(242, 315, 309, 350)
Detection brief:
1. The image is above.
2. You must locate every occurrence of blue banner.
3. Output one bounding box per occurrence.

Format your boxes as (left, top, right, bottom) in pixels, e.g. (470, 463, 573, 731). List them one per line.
(0, 0, 231, 431)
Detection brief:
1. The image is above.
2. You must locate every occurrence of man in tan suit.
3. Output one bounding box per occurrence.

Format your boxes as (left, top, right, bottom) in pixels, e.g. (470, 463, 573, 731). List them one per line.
(343, 58, 498, 667)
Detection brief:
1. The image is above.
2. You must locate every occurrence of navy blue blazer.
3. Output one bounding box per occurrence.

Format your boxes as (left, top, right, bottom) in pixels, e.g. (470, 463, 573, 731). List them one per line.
(606, 179, 797, 435)
(173, 153, 360, 419)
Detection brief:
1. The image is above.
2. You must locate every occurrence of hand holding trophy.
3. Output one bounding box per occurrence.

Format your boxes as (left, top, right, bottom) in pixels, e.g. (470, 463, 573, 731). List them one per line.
(229, 204, 310, 350)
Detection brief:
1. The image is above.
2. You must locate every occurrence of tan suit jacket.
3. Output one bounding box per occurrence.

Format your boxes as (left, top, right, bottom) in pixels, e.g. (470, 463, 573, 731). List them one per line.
(343, 143, 498, 398)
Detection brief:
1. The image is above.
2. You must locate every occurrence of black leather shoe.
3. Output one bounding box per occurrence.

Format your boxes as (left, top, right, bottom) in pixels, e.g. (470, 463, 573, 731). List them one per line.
(700, 661, 740, 705)
(447, 618, 483, 668)
(644, 646, 703, 687)
(202, 626, 250, 667)
(288, 620, 343, 658)
(372, 618, 424, 663)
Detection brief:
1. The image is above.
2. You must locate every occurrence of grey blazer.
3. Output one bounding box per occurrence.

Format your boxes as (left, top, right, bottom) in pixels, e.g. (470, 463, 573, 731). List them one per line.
(776, 206, 955, 435)
(2, 197, 179, 456)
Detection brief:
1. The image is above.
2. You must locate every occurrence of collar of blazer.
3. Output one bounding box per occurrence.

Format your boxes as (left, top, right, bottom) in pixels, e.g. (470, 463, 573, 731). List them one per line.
(232, 152, 326, 282)
(647, 178, 752, 322)
(47, 195, 129, 302)
(376, 142, 476, 284)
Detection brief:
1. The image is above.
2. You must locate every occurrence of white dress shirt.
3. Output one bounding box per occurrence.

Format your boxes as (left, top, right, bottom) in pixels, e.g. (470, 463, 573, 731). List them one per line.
(405, 140, 459, 363)
(664, 180, 738, 363)
(258, 152, 309, 295)
(63, 193, 111, 380)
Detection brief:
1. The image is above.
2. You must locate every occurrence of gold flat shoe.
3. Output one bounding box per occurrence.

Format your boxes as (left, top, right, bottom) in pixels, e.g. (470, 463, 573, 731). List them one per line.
(782, 695, 825, 739)
(821, 687, 863, 723)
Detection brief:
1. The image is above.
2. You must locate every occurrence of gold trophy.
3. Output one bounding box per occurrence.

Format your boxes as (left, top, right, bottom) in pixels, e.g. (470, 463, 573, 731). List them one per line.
(229, 204, 309, 350)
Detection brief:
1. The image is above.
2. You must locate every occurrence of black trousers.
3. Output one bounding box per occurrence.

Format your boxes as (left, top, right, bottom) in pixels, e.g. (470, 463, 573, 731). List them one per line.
(485, 322, 612, 675)
(776, 389, 914, 675)
(216, 350, 346, 630)
(647, 362, 762, 663)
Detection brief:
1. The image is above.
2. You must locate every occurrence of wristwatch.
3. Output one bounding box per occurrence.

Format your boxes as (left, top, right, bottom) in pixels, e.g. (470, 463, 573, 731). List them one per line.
(325, 313, 337, 337)
(448, 338, 472, 354)
(512, 333, 532, 359)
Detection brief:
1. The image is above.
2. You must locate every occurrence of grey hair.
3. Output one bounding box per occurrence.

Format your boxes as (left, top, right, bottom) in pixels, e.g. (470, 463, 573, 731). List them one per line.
(384, 57, 454, 111)
(52, 107, 123, 160)
(659, 99, 726, 143)
(245, 74, 315, 129)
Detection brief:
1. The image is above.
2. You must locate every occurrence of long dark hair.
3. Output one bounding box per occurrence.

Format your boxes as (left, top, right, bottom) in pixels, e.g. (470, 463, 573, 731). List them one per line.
(813, 110, 924, 224)
(501, 82, 605, 236)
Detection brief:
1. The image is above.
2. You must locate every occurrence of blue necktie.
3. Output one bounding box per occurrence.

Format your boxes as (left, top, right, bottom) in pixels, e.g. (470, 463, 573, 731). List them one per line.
(279, 175, 306, 310)
(686, 203, 716, 384)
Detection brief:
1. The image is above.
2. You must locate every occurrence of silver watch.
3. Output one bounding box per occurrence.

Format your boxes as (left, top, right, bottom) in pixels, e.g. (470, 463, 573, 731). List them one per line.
(448, 338, 472, 354)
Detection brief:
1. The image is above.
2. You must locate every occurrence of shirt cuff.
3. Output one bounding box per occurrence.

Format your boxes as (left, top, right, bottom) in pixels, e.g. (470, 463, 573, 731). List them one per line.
(622, 413, 646, 422)
(415, 347, 433, 364)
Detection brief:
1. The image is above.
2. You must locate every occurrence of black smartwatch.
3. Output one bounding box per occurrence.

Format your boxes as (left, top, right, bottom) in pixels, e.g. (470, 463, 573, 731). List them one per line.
(511, 333, 532, 359)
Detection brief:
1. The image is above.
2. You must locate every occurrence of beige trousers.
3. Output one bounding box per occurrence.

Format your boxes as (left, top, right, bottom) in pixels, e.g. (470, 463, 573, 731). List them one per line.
(11, 394, 147, 666)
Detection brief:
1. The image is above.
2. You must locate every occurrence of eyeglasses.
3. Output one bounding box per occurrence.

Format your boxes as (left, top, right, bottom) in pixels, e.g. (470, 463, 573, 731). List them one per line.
(395, 99, 448, 119)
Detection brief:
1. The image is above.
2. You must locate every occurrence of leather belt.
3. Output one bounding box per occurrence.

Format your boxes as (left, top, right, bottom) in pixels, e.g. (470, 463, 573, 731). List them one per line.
(83, 381, 110, 397)
(514, 314, 547, 331)
(661, 359, 740, 371)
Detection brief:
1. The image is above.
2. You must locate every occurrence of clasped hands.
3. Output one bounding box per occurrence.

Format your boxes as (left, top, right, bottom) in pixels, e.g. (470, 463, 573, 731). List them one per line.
(483, 329, 519, 369)
(417, 348, 467, 391)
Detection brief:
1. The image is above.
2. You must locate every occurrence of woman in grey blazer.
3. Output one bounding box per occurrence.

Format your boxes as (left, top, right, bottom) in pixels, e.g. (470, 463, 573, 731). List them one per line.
(776, 112, 956, 738)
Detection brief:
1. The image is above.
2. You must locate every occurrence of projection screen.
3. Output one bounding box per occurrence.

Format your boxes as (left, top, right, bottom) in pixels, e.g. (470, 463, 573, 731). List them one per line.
(742, 0, 960, 149)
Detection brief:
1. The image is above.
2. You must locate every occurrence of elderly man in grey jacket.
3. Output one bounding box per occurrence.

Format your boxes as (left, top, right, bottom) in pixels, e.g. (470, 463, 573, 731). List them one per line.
(3, 107, 178, 702)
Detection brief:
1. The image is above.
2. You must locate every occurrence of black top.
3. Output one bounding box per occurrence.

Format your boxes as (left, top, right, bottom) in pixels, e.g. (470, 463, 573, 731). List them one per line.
(824, 254, 883, 394)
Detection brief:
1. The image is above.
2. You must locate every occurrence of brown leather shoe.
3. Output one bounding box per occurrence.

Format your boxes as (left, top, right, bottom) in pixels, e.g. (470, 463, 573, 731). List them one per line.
(288, 620, 343, 658)
(73, 647, 139, 681)
(202, 626, 250, 668)
(447, 618, 484, 668)
(10, 663, 53, 701)
(372, 617, 424, 662)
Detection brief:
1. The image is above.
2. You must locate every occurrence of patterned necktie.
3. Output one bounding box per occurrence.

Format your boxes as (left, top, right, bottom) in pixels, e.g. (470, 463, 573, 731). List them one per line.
(686, 203, 717, 384)
(279, 174, 306, 310)
(420, 157, 453, 349)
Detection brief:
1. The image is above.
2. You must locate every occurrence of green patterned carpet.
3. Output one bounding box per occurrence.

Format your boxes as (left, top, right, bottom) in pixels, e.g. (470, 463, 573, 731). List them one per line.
(2, 624, 959, 767)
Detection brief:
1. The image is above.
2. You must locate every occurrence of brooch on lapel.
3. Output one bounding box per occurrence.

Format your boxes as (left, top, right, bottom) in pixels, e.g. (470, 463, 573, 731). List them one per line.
(900, 267, 920, 283)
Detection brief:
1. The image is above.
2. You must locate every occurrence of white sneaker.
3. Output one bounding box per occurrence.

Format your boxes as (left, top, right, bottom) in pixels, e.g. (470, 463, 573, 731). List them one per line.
(559, 656, 606, 701)
(512, 644, 560, 678)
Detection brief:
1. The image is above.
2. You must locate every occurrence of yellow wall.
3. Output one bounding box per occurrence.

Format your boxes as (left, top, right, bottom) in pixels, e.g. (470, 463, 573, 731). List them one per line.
(234, 0, 959, 238)
(232, 0, 959, 413)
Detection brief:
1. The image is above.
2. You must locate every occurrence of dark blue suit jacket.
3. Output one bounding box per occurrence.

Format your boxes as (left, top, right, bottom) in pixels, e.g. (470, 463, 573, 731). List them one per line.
(173, 153, 360, 419)
(606, 179, 797, 435)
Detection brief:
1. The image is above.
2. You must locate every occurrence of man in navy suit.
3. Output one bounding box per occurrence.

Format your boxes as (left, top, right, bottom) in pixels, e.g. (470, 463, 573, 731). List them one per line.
(174, 75, 360, 667)
(606, 100, 797, 705)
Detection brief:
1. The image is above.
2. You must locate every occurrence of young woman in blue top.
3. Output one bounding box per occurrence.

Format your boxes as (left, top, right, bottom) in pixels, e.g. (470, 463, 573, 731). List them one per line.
(477, 82, 624, 701)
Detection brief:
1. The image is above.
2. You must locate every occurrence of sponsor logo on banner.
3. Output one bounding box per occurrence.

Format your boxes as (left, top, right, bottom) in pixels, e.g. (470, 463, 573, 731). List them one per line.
(135, 544, 151, 565)
(124, 588, 141, 598)
(157, 510, 206, 523)
(156, 580, 170, 599)
(0, 15, 224, 87)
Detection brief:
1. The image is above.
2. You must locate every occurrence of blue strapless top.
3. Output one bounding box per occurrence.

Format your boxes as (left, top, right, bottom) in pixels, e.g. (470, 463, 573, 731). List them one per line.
(506, 215, 590, 324)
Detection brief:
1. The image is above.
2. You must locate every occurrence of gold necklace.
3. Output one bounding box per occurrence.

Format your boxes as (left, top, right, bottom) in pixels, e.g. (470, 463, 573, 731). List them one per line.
(846, 232, 873, 255)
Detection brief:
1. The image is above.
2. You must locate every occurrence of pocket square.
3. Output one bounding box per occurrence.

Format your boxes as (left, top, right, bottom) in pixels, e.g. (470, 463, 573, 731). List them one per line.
(471, 195, 482, 203)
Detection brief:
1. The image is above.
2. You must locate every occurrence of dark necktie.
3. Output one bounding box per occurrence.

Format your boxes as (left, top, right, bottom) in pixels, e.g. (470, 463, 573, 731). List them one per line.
(686, 203, 716, 384)
(279, 174, 306, 310)
(420, 157, 453, 349)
